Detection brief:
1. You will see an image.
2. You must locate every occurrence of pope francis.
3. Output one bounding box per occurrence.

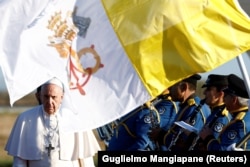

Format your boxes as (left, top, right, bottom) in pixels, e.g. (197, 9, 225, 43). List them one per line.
(5, 77, 100, 167)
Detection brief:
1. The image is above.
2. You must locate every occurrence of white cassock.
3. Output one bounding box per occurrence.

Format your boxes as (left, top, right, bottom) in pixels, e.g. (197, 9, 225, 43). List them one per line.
(5, 105, 101, 167)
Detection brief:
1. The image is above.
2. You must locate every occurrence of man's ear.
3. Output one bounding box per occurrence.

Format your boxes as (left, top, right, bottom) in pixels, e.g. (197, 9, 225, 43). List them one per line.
(216, 89, 223, 97)
(180, 82, 188, 92)
(232, 95, 238, 104)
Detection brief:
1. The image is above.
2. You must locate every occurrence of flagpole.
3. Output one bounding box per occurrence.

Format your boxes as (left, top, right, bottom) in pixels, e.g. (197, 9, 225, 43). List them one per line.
(236, 53, 250, 149)
(236, 54, 250, 98)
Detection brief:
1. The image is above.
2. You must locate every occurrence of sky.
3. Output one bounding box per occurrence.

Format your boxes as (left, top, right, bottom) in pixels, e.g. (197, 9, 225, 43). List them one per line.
(200, 52, 250, 80)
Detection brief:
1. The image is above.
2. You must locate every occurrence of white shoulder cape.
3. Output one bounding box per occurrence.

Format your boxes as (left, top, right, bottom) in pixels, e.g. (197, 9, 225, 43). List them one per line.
(5, 106, 100, 160)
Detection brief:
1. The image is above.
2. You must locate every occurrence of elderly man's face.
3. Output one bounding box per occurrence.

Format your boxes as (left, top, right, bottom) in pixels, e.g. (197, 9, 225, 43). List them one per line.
(223, 93, 236, 112)
(40, 84, 64, 115)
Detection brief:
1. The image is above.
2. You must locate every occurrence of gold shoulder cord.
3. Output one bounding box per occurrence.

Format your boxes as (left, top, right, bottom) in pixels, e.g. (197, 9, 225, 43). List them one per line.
(145, 101, 160, 125)
(163, 98, 195, 145)
(118, 122, 137, 138)
(115, 105, 146, 138)
(175, 98, 195, 122)
(115, 101, 161, 139)
(218, 111, 247, 149)
(168, 97, 178, 114)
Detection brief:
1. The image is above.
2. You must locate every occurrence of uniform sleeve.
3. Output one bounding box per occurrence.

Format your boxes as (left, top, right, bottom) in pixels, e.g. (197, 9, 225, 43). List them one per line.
(156, 100, 178, 131)
(126, 110, 152, 151)
(206, 121, 246, 151)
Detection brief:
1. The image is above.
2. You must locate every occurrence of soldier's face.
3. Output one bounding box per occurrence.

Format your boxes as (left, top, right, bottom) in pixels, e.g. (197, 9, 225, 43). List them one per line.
(169, 82, 183, 102)
(223, 93, 236, 111)
(203, 86, 221, 107)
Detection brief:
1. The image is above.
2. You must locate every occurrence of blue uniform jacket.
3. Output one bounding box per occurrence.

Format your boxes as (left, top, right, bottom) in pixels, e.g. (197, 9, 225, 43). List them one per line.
(107, 106, 154, 151)
(205, 104, 232, 139)
(205, 107, 250, 151)
(163, 95, 211, 150)
(155, 97, 179, 131)
(191, 104, 232, 151)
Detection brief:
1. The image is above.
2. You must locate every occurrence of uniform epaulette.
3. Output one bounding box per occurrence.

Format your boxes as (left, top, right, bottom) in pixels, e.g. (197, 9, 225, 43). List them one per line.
(235, 111, 247, 121)
(187, 98, 196, 106)
(158, 93, 170, 100)
(167, 96, 172, 100)
(230, 106, 248, 113)
(221, 108, 229, 117)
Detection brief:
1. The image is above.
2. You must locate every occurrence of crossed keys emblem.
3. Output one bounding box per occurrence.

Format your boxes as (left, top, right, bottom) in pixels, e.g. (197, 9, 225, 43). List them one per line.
(47, 11, 103, 95)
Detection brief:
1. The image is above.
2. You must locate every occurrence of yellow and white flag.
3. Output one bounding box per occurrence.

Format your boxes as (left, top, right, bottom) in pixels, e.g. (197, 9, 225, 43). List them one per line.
(0, 0, 150, 131)
(0, 0, 250, 131)
(102, 0, 250, 96)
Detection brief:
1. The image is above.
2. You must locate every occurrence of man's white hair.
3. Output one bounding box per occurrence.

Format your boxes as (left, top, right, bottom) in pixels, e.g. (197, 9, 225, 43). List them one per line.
(238, 97, 249, 107)
(43, 77, 64, 91)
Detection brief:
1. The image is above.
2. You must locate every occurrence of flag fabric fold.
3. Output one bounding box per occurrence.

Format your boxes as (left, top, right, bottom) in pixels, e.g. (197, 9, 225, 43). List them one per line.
(1, 0, 250, 131)
(0, 0, 150, 131)
(102, 0, 250, 97)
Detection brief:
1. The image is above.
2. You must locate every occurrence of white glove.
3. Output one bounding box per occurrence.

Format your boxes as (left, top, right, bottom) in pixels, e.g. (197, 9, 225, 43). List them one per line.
(226, 143, 243, 151)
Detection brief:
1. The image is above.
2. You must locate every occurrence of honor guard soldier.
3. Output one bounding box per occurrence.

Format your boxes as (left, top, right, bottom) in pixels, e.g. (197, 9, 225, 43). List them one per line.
(107, 104, 158, 151)
(156, 89, 180, 131)
(190, 74, 232, 151)
(161, 74, 211, 151)
(200, 74, 250, 151)
(107, 89, 179, 151)
(148, 89, 179, 150)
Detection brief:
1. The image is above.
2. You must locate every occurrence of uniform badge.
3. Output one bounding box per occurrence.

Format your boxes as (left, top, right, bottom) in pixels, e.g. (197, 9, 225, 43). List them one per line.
(190, 119, 196, 126)
(158, 107, 165, 115)
(213, 122, 223, 132)
(144, 116, 151, 124)
(227, 130, 237, 140)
